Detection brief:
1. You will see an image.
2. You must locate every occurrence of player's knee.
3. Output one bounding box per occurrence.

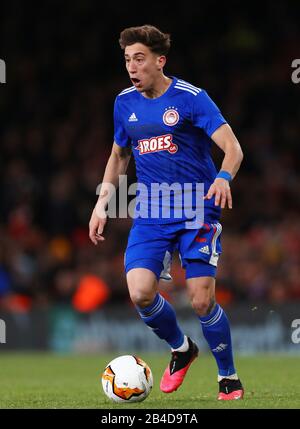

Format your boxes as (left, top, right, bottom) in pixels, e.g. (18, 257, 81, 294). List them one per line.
(129, 290, 154, 308)
(191, 297, 215, 317)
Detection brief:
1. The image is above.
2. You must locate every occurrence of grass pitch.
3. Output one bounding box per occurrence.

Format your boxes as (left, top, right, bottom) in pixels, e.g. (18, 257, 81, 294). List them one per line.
(0, 353, 299, 409)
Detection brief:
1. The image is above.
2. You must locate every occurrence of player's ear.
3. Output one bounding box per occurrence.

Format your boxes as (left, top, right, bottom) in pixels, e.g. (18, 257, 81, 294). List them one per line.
(157, 55, 166, 71)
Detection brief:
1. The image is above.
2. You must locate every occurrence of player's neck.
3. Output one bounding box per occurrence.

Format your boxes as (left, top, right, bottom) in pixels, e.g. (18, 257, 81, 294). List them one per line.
(142, 75, 172, 99)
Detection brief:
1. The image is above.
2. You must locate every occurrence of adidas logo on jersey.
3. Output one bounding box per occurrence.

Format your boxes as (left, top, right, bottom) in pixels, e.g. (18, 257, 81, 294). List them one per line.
(128, 112, 138, 122)
(198, 245, 210, 255)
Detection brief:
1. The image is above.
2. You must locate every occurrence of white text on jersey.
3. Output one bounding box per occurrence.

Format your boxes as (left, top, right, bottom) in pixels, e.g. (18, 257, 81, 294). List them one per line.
(136, 134, 178, 155)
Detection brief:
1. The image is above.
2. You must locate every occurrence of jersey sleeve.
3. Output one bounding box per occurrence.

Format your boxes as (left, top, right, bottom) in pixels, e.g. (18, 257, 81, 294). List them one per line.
(192, 90, 227, 137)
(113, 98, 131, 148)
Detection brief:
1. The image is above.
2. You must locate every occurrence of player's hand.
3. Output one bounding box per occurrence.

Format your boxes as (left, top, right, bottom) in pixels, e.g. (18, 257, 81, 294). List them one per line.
(89, 207, 107, 245)
(203, 178, 232, 209)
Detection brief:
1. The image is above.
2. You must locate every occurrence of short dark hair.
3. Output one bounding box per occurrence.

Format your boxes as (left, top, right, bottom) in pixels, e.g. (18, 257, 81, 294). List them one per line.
(119, 25, 171, 56)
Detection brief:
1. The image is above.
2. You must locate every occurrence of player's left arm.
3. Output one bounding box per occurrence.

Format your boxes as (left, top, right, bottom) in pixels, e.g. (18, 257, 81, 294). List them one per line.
(204, 123, 243, 209)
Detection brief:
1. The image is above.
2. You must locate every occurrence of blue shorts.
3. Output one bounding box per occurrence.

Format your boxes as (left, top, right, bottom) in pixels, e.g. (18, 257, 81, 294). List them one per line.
(125, 220, 222, 280)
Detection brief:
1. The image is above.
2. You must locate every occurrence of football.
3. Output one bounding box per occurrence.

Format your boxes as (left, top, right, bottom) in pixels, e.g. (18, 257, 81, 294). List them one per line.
(101, 355, 153, 403)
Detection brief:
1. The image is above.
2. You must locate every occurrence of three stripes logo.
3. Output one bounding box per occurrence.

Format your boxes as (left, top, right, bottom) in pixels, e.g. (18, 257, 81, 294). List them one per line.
(199, 245, 210, 255)
(212, 343, 228, 353)
(128, 112, 138, 122)
(174, 79, 202, 96)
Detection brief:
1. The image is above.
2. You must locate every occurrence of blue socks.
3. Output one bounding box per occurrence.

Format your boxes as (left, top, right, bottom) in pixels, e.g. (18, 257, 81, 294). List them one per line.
(136, 293, 184, 349)
(136, 295, 236, 377)
(199, 303, 236, 377)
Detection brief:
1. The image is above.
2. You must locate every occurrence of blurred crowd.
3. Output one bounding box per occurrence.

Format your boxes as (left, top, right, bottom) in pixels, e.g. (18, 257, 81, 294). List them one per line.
(0, 1, 300, 313)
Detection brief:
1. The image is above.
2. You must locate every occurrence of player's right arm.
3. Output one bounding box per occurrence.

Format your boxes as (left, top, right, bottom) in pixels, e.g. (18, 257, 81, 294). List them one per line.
(89, 142, 131, 245)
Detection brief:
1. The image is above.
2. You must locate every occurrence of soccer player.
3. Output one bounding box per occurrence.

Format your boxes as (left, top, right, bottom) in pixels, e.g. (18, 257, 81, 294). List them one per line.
(89, 25, 244, 400)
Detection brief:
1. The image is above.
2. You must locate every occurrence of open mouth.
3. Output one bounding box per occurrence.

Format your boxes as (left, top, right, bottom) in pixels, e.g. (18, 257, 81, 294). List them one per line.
(131, 78, 141, 85)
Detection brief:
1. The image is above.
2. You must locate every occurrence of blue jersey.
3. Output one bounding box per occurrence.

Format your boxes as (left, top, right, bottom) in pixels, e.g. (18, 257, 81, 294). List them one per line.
(114, 77, 227, 224)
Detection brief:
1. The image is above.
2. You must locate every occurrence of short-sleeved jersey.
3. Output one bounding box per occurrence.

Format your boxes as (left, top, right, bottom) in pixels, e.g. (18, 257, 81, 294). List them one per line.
(114, 77, 227, 224)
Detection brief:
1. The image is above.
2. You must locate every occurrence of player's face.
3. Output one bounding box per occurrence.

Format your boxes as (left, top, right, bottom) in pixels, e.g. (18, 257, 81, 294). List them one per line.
(124, 43, 165, 92)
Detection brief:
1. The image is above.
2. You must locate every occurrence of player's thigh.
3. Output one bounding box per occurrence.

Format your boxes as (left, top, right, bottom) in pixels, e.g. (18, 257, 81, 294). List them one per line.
(125, 224, 174, 278)
(125, 223, 174, 305)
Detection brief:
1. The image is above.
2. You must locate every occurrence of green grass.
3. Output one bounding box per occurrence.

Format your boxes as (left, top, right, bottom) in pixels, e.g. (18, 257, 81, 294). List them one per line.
(0, 353, 299, 409)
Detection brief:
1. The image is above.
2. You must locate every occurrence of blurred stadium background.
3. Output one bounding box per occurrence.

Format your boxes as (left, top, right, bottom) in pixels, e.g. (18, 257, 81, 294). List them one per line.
(0, 0, 300, 360)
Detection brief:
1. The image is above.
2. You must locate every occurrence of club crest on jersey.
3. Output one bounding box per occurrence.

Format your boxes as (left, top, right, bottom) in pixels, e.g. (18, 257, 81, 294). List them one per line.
(136, 134, 178, 155)
(163, 108, 179, 126)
